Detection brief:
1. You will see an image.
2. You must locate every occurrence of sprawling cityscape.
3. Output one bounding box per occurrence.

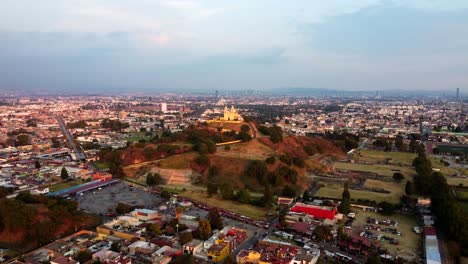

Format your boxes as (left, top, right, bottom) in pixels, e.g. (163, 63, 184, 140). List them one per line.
(1, 1, 468, 264)
(0, 92, 466, 264)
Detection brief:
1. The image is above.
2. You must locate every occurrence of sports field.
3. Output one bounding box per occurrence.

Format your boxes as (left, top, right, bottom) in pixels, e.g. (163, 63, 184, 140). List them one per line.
(177, 189, 267, 220)
(315, 181, 403, 204)
(48, 179, 83, 192)
(334, 162, 417, 178)
(356, 150, 416, 166)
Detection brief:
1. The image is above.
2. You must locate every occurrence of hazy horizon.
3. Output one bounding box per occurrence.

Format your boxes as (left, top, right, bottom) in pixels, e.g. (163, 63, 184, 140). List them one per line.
(1, 0, 468, 92)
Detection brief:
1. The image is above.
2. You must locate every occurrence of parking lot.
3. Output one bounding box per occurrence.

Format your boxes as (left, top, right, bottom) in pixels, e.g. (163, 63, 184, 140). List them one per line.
(76, 181, 163, 214)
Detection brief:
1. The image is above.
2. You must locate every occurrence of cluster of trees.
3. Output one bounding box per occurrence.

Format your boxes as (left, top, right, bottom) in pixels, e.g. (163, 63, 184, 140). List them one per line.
(98, 147, 125, 177)
(323, 104, 343, 113)
(372, 136, 425, 154)
(67, 120, 87, 129)
(0, 192, 86, 249)
(206, 163, 277, 208)
(146, 173, 162, 186)
(412, 156, 468, 256)
(115, 202, 143, 215)
(257, 125, 283, 143)
(236, 124, 252, 142)
(26, 118, 38, 127)
(15, 134, 30, 146)
(51, 136, 61, 148)
(244, 159, 299, 187)
(321, 132, 359, 152)
(101, 119, 129, 131)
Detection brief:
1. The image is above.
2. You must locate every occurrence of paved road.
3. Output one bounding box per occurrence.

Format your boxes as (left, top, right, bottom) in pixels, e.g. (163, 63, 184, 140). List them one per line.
(55, 115, 86, 161)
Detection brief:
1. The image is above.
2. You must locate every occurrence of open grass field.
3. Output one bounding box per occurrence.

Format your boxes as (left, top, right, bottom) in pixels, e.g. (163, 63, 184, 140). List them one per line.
(93, 161, 111, 170)
(334, 162, 417, 178)
(446, 177, 468, 186)
(315, 181, 403, 204)
(356, 150, 417, 166)
(458, 201, 468, 215)
(157, 152, 197, 169)
(176, 189, 268, 220)
(363, 179, 405, 197)
(352, 209, 420, 256)
(430, 158, 458, 176)
(455, 190, 468, 200)
(48, 179, 83, 192)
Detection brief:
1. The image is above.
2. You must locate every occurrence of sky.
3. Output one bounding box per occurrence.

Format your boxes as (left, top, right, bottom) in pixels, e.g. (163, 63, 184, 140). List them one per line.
(1, 0, 468, 93)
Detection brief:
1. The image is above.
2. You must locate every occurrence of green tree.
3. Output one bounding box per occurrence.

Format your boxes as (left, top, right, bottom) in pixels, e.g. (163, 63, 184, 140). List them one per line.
(245, 160, 268, 185)
(405, 181, 414, 195)
(60, 167, 69, 180)
(161, 190, 171, 199)
(0, 187, 13, 199)
(207, 182, 218, 196)
(366, 256, 383, 264)
(76, 250, 93, 264)
(35, 160, 41, 169)
(265, 156, 276, 164)
(171, 255, 195, 264)
(179, 231, 193, 245)
(263, 184, 274, 208)
(33, 220, 56, 246)
(110, 242, 121, 252)
(150, 223, 163, 235)
(237, 131, 252, 142)
(198, 219, 212, 240)
(208, 208, 223, 230)
(313, 225, 331, 242)
(238, 189, 251, 204)
(281, 185, 296, 198)
(338, 182, 351, 214)
(303, 190, 310, 202)
(223, 255, 234, 264)
(220, 182, 234, 200)
(16, 134, 30, 146)
(115, 203, 134, 215)
(146, 173, 161, 186)
(392, 172, 404, 182)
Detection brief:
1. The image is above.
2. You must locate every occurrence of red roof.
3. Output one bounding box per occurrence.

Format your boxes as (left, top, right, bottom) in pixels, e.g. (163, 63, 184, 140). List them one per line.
(290, 203, 337, 219)
(424, 227, 437, 236)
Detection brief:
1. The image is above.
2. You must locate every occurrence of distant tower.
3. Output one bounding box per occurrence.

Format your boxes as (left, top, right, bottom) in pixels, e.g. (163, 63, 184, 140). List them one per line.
(161, 103, 167, 113)
(456, 88, 460, 100)
(215, 90, 219, 100)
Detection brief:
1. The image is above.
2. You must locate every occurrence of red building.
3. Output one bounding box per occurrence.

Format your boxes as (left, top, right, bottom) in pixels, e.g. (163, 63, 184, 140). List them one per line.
(290, 202, 337, 219)
(93, 171, 113, 181)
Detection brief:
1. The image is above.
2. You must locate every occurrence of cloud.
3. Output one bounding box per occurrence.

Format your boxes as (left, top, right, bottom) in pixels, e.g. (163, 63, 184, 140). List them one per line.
(162, 0, 199, 9)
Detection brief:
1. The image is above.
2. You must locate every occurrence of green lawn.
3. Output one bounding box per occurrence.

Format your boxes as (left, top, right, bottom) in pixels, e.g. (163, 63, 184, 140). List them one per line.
(352, 209, 420, 256)
(315, 181, 403, 204)
(177, 189, 268, 220)
(456, 190, 468, 200)
(356, 150, 417, 166)
(334, 162, 417, 178)
(430, 158, 468, 186)
(48, 179, 82, 192)
(93, 161, 111, 170)
(430, 158, 458, 176)
(364, 179, 405, 197)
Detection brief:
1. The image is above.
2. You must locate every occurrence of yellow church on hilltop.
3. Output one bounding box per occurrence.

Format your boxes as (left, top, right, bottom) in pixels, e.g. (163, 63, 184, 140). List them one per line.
(222, 105, 243, 122)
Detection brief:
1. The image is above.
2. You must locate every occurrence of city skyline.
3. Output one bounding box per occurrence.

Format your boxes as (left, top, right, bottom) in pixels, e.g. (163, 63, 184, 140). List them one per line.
(1, 0, 468, 92)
